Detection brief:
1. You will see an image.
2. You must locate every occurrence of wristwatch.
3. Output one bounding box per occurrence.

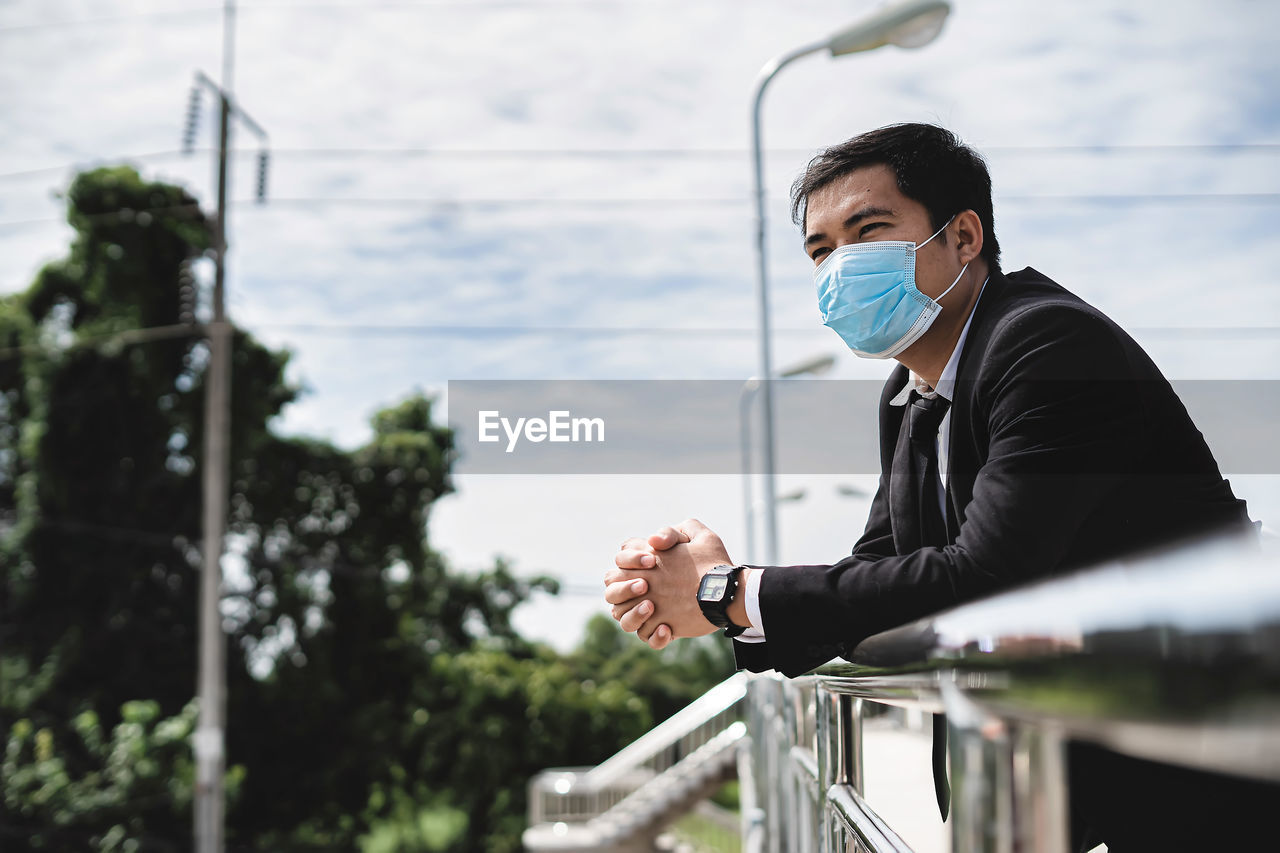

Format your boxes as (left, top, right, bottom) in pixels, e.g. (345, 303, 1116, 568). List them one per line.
(697, 564, 746, 638)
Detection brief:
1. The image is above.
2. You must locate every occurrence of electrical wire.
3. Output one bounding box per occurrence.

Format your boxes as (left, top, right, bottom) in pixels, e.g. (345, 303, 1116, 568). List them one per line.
(4, 320, 1279, 368)
(3, 143, 1279, 183)
(3, 191, 1278, 232)
(0, 323, 205, 362)
(0, 1, 714, 34)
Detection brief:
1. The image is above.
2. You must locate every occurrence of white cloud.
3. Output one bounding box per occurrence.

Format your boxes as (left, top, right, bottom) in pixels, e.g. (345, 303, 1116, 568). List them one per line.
(3, 0, 1279, 648)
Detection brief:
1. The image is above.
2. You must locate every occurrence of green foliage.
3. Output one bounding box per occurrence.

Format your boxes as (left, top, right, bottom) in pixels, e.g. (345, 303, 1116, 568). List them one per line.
(1, 699, 242, 850)
(0, 166, 734, 851)
(359, 792, 468, 853)
(2, 168, 213, 765)
(671, 805, 742, 853)
(711, 780, 740, 812)
(572, 613, 737, 722)
(410, 645, 655, 852)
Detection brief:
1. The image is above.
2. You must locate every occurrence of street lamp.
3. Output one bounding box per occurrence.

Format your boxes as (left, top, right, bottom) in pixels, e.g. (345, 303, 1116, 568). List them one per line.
(749, 0, 951, 566)
(739, 354, 836, 564)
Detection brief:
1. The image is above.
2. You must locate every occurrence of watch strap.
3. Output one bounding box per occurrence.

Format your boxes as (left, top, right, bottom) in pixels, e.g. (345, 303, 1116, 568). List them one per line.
(699, 565, 747, 638)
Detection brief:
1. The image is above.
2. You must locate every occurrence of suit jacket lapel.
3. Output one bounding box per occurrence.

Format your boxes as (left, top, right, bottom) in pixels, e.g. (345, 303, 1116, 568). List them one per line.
(944, 270, 1010, 541)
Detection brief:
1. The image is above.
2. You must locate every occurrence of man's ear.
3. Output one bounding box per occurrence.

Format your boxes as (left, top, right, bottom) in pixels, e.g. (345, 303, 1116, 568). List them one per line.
(953, 209, 984, 266)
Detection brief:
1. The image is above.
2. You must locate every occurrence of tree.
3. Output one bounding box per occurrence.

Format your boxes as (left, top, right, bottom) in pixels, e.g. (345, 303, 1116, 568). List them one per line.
(0, 166, 734, 851)
(3, 699, 213, 850)
(572, 614, 736, 724)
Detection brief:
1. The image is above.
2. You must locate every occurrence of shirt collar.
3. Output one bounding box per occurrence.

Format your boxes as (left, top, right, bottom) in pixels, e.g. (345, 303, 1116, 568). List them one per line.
(890, 277, 989, 407)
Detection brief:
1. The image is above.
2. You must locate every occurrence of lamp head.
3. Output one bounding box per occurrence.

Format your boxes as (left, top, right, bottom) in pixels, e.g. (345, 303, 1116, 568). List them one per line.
(827, 0, 951, 57)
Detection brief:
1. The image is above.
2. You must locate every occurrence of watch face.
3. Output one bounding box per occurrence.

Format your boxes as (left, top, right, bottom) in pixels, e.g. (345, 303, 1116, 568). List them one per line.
(699, 575, 728, 602)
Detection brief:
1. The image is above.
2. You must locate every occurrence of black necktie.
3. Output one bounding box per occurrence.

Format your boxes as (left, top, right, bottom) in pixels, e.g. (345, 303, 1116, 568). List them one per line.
(891, 393, 952, 551)
(911, 394, 951, 548)
(894, 391, 954, 821)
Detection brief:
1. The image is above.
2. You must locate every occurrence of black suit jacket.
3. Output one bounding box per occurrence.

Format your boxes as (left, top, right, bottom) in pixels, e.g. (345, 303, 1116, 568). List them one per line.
(735, 267, 1250, 677)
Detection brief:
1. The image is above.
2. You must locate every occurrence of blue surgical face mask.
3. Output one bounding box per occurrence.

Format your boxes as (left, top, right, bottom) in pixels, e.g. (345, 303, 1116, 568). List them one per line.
(814, 215, 968, 359)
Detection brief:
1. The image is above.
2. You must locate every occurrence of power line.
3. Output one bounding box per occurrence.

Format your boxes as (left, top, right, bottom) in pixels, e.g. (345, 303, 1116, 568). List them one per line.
(35, 517, 193, 549)
(254, 323, 797, 338)
(987, 143, 1280, 156)
(0, 201, 203, 232)
(1001, 192, 1280, 205)
(4, 320, 1278, 365)
(0, 322, 803, 366)
(0, 202, 205, 232)
(251, 322, 1280, 341)
(0, 152, 192, 182)
(0, 323, 203, 362)
(4, 143, 1280, 183)
(249, 192, 1280, 208)
(0, 1, 689, 34)
(4, 191, 1279, 232)
(240, 196, 750, 208)
(0, 6, 221, 35)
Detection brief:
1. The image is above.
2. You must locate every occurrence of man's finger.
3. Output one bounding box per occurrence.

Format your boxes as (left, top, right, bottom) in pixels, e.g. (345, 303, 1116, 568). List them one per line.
(618, 537, 650, 552)
(648, 526, 691, 551)
(614, 549, 657, 571)
(604, 567, 649, 587)
(676, 518, 712, 540)
(604, 578, 647, 605)
(618, 600, 653, 633)
(637, 619, 672, 644)
(647, 624, 673, 650)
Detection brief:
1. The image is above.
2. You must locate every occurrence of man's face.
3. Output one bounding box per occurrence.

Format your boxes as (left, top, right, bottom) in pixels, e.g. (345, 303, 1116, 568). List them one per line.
(802, 164, 956, 302)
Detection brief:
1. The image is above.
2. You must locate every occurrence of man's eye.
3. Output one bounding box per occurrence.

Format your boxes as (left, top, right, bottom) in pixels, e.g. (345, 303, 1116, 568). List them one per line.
(811, 247, 831, 264)
(859, 222, 888, 238)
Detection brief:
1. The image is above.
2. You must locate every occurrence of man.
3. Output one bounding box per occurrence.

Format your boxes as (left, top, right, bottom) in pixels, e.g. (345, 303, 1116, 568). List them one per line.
(604, 123, 1257, 850)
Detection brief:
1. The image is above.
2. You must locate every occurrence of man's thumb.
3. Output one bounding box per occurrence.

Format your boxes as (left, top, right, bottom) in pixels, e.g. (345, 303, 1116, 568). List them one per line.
(677, 517, 712, 540)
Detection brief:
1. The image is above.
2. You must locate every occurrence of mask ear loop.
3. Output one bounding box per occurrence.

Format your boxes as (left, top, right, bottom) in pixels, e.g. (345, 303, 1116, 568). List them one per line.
(934, 261, 969, 304)
(915, 214, 957, 251)
(917, 214, 966, 304)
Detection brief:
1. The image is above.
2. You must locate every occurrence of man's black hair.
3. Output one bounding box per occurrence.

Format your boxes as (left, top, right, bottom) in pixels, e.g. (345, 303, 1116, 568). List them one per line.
(790, 123, 1001, 273)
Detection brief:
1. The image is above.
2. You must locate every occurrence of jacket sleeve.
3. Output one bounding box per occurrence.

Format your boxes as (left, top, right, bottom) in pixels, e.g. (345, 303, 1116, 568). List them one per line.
(752, 303, 1148, 677)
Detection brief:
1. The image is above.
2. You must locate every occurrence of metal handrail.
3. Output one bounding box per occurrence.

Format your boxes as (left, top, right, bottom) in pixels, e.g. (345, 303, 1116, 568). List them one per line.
(523, 720, 747, 851)
(524, 533, 1279, 852)
(740, 532, 1280, 853)
(818, 533, 1280, 783)
(827, 785, 914, 853)
(526, 671, 748, 829)
(586, 671, 748, 787)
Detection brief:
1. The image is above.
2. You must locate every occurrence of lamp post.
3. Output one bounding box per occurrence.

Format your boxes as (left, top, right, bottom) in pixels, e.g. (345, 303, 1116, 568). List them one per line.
(739, 354, 835, 564)
(748, 0, 951, 567)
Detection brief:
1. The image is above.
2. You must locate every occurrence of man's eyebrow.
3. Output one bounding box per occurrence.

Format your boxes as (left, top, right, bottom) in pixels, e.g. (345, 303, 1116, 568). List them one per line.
(804, 205, 897, 248)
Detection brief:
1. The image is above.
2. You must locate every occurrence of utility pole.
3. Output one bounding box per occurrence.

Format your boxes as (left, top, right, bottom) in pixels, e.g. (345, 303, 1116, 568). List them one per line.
(181, 2, 268, 847)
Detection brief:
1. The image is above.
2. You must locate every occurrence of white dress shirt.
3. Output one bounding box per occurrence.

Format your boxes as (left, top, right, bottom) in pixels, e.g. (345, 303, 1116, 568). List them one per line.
(736, 279, 988, 641)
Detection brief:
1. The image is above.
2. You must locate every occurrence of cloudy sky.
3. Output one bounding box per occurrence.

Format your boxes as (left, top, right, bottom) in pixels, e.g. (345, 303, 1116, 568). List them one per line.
(3, 0, 1279, 649)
